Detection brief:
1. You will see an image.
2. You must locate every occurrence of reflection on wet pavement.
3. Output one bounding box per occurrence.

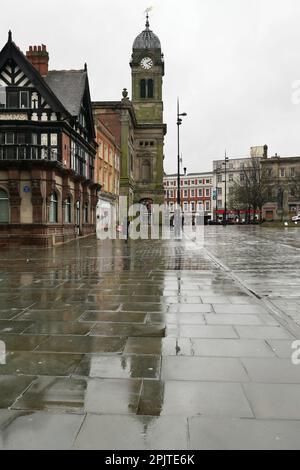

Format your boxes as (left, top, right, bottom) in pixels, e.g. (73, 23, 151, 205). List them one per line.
(0, 229, 300, 449)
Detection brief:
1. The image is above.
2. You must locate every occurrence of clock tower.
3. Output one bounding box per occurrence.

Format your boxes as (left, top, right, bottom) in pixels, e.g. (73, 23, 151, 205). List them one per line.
(130, 14, 166, 205)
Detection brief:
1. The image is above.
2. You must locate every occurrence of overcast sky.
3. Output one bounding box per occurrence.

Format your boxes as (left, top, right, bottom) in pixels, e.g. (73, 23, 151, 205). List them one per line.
(1, 0, 300, 173)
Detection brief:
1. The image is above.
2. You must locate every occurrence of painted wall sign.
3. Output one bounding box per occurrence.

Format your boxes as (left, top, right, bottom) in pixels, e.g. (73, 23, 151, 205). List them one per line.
(0, 113, 27, 121)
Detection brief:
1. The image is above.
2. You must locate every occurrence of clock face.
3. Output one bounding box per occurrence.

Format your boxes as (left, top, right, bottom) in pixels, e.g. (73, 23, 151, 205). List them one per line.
(140, 57, 153, 70)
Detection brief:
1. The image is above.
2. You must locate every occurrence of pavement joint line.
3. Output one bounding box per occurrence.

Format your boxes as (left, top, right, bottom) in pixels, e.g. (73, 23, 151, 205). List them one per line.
(184, 231, 300, 340)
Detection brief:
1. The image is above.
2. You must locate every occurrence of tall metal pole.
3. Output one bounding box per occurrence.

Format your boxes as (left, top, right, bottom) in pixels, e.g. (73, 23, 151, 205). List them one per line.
(177, 99, 181, 207)
(224, 150, 228, 226)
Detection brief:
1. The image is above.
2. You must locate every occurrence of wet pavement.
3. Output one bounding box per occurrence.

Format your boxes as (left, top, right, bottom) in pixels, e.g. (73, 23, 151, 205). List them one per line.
(0, 226, 300, 449)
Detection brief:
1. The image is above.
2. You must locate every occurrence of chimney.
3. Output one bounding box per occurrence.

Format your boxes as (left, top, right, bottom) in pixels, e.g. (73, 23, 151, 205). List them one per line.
(263, 145, 268, 159)
(26, 44, 49, 76)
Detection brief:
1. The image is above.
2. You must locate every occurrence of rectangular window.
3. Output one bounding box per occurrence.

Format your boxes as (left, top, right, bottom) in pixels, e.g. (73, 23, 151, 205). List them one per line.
(0, 86, 5, 108)
(7, 91, 19, 108)
(147, 79, 154, 98)
(290, 168, 296, 177)
(6, 132, 14, 144)
(217, 187, 222, 196)
(140, 79, 146, 99)
(206, 189, 210, 197)
(184, 190, 188, 198)
(280, 168, 285, 177)
(217, 174, 222, 183)
(50, 134, 58, 146)
(20, 91, 29, 108)
(41, 134, 48, 146)
(205, 201, 210, 211)
(17, 133, 26, 144)
(191, 189, 195, 197)
(198, 189, 203, 197)
(229, 173, 234, 182)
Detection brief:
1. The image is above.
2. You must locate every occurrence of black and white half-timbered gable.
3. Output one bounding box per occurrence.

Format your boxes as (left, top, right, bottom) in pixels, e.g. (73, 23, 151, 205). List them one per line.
(0, 31, 99, 247)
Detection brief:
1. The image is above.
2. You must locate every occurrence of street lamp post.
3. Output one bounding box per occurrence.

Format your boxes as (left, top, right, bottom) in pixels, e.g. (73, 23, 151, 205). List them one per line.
(177, 99, 187, 208)
(223, 151, 229, 226)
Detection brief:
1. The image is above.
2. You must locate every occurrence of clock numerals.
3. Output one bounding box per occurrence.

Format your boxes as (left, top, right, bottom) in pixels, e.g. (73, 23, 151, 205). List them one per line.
(141, 57, 153, 70)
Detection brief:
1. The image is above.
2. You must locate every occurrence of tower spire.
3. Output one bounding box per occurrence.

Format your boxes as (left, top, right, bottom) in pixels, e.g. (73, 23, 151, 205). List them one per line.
(8, 30, 12, 42)
(144, 7, 153, 29)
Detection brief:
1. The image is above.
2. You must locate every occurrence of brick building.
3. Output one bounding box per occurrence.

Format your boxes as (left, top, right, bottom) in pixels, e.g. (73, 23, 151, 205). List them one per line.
(94, 116, 120, 230)
(164, 172, 213, 223)
(0, 32, 98, 247)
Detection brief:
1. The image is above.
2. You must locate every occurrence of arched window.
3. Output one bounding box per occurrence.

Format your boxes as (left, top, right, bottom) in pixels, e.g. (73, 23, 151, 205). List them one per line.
(64, 196, 72, 223)
(140, 79, 146, 99)
(0, 189, 9, 223)
(49, 192, 58, 223)
(83, 202, 89, 224)
(147, 79, 154, 98)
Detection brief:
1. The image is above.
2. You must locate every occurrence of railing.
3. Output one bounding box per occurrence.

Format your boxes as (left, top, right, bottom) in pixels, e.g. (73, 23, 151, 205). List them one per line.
(0, 145, 59, 162)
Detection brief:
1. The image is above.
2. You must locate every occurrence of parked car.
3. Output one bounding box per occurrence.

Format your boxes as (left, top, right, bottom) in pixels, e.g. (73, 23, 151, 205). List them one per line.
(292, 213, 300, 222)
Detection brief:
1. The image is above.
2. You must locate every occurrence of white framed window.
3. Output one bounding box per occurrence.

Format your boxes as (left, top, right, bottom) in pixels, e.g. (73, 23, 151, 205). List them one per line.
(280, 168, 285, 177)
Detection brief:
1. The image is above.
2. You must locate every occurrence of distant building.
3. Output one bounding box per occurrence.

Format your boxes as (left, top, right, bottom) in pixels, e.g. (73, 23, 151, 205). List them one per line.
(164, 172, 213, 223)
(213, 156, 252, 221)
(0, 32, 98, 247)
(262, 154, 300, 221)
(94, 116, 120, 230)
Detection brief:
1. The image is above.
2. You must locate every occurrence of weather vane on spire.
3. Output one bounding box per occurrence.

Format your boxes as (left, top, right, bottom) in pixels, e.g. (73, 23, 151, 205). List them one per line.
(144, 6, 153, 28)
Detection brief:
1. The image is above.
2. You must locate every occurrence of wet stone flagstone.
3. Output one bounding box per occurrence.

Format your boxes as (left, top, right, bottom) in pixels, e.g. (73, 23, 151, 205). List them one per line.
(0, 229, 300, 449)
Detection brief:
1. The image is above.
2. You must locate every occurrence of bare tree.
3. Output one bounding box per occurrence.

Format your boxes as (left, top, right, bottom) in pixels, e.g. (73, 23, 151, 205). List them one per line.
(228, 158, 270, 222)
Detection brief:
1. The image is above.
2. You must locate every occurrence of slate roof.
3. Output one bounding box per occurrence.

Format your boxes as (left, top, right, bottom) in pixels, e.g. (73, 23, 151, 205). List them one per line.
(45, 70, 87, 117)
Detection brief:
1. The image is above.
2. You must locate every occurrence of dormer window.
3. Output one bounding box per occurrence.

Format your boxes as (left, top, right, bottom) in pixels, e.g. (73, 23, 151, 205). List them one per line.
(7, 91, 18, 108)
(5, 90, 30, 109)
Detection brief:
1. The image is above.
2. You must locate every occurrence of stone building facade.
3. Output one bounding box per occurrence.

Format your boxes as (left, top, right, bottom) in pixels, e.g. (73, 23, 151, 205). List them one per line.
(0, 32, 98, 247)
(262, 155, 300, 221)
(92, 16, 166, 211)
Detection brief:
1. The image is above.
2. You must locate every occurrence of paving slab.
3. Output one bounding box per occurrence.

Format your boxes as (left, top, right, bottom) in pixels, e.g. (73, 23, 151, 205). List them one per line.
(74, 354, 161, 379)
(188, 417, 300, 450)
(138, 380, 253, 417)
(73, 414, 189, 450)
(190, 339, 275, 358)
(242, 358, 300, 383)
(162, 356, 249, 382)
(0, 376, 35, 408)
(243, 383, 300, 419)
(0, 410, 84, 450)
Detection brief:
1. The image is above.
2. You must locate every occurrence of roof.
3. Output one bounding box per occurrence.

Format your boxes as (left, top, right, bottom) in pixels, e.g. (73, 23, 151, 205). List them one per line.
(164, 172, 213, 178)
(133, 18, 161, 50)
(45, 70, 87, 116)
